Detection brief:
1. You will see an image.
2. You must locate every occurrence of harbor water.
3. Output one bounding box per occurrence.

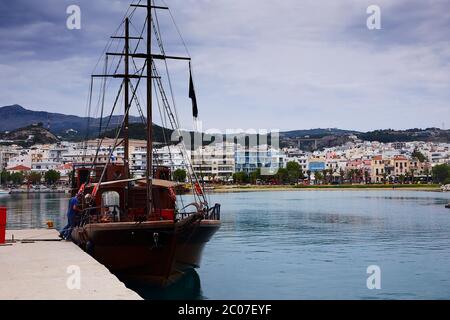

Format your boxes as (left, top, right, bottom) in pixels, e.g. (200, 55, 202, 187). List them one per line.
(2, 190, 450, 299)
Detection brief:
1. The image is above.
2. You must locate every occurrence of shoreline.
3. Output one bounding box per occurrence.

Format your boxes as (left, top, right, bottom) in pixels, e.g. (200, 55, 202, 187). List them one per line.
(209, 185, 443, 194)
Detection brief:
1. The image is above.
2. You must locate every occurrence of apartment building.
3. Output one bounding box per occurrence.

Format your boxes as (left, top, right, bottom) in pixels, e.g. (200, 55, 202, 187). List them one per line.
(392, 155, 409, 176)
(371, 155, 385, 183)
(192, 143, 235, 181)
(130, 145, 189, 178)
(235, 145, 284, 175)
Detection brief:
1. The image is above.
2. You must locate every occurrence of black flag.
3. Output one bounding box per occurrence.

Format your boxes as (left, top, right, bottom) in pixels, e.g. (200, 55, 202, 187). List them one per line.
(189, 63, 198, 118)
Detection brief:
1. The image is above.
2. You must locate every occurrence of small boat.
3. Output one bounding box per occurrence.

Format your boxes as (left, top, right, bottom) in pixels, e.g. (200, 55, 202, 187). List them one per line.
(445, 203, 450, 209)
(70, 0, 221, 286)
(0, 189, 10, 195)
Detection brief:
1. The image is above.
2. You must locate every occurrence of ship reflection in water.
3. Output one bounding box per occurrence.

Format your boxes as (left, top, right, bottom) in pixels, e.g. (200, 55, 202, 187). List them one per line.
(121, 268, 203, 300)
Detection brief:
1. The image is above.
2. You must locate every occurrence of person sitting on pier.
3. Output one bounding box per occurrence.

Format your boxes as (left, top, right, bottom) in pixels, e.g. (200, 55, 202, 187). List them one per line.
(59, 193, 83, 240)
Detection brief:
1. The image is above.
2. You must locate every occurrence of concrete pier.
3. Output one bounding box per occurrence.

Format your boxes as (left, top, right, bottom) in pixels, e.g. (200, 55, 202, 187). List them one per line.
(0, 229, 142, 300)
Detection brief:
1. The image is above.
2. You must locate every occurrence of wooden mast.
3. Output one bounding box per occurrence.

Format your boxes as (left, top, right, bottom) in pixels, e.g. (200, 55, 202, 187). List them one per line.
(124, 17, 130, 213)
(146, 0, 153, 216)
(125, 1, 189, 217)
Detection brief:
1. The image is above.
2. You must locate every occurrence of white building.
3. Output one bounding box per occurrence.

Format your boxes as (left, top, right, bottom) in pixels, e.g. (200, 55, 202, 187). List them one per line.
(235, 144, 285, 175)
(191, 143, 235, 181)
(130, 145, 190, 178)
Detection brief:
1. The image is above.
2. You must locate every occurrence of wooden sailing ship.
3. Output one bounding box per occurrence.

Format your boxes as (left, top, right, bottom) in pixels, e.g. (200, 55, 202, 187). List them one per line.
(70, 0, 221, 285)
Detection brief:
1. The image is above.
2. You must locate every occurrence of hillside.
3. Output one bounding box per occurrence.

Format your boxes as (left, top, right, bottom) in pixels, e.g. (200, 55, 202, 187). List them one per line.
(357, 128, 450, 143)
(281, 128, 360, 138)
(0, 123, 59, 146)
(1, 105, 449, 150)
(0, 104, 141, 140)
(279, 127, 450, 150)
(102, 123, 214, 148)
(102, 123, 174, 144)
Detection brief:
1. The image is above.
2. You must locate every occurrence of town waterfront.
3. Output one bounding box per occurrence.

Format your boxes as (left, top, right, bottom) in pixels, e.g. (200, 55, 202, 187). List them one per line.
(2, 190, 450, 300)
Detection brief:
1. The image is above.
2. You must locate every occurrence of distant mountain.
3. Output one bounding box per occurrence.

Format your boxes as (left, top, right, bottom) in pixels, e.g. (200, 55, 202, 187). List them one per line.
(1, 105, 449, 149)
(357, 128, 450, 143)
(0, 104, 142, 140)
(281, 128, 360, 138)
(280, 127, 450, 151)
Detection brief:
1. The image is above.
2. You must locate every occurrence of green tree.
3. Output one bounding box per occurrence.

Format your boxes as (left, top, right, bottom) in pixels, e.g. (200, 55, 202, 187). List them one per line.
(1, 170, 11, 185)
(275, 168, 289, 184)
(339, 169, 345, 184)
(432, 164, 450, 184)
(233, 172, 249, 184)
(408, 169, 416, 183)
(44, 170, 61, 185)
(286, 161, 302, 184)
(364, 170, 370, 184)
(250, 168, 261, 184)
(10, 172, 25, 185)
(423, 167, 431, 183)
(412, 149, 427, 163)
(382, 172, 388, 184)
(173, 169, 187, 183)
(314, 171, 323, 184)
(321, 170, 328, 184)
(27, 172, 42, 185)
(346, 169, 356, 183)
(306, 170, 312, 182)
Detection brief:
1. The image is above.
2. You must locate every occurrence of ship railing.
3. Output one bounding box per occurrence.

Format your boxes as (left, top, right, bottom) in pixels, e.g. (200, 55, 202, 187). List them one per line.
(78, 205, 123, 226)
(177, 203, 221, 221)
(205, 203, 221, 220)
(176, 203, 200, 220)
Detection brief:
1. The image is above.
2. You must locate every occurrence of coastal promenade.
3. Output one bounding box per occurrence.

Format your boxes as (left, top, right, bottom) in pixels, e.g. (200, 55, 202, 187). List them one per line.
(210, 184, 442, 193)
(0, 229, 142, 300)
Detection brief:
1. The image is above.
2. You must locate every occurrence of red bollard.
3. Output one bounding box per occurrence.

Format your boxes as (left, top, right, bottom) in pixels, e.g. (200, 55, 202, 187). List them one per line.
(0, 207, 6, 244)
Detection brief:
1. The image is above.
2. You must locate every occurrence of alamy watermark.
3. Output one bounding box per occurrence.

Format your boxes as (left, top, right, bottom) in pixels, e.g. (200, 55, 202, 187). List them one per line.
(66, 5, 81, 30)
(366, 5, 381, 30)
(366, 265, 381, 290)
(66, 265, 81, 290)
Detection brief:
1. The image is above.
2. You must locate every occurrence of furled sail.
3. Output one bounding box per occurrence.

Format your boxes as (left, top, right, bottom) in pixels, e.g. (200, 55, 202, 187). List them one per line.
(189, 63, 198, 118)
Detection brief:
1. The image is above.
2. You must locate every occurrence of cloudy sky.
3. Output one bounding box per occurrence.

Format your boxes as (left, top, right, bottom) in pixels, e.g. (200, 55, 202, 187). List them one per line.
(0, 0, 449, 132)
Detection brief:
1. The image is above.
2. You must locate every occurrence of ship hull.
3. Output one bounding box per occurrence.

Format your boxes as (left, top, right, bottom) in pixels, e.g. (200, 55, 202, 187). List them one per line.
(71, 219, 220, 286)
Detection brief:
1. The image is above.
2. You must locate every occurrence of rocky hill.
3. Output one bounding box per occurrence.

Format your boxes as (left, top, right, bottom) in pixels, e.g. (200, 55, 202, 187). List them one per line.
(0, 123, 59, 146)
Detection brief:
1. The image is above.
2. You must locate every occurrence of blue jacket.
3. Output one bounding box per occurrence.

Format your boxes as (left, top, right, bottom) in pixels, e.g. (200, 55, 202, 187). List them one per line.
(67, 197, 79, 218)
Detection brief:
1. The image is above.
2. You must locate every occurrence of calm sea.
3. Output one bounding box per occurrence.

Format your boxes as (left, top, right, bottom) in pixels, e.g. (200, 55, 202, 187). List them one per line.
(2, 190, 450, 300)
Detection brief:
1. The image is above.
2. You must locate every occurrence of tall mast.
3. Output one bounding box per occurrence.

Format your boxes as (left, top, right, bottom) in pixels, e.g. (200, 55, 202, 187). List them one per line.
(124, 17, 130, 212)
(146, 0, 153, 215)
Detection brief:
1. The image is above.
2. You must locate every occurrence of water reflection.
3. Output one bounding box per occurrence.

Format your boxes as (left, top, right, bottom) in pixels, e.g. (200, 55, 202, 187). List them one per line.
(122, 268, 204, 300)
(0, 193, 70, 230)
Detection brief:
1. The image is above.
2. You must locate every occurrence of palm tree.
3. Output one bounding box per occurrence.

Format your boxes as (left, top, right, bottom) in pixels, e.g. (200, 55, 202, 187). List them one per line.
(409, 169, 415, 184)
(364, 170, 370, 184)
(423, 167, 430, 183)
(346, 169, 355, 184)
(382, 172, 387, 184)
(322, 170, 328, 185)
(314, 171, 323, 185)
